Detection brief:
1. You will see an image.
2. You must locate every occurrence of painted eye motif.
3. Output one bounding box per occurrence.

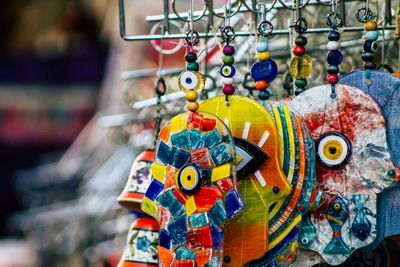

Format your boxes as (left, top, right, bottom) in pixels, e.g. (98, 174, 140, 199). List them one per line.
(220, 65, 236, 78)
(178, 164, 201, 195)
(234, 137, 269, 180)
(178, 71, 205, 92)
(317, 132, 351, 168)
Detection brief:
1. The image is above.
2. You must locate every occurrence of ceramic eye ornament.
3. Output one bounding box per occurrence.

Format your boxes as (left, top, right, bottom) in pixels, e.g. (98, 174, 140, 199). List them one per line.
(250, 4, 278, 101)
(289, 18, 312, 96)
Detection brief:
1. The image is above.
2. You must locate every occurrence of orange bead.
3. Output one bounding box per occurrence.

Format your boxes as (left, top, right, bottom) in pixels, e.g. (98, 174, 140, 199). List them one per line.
(256, 80, 269, 90)
(365, 21, 377, 31)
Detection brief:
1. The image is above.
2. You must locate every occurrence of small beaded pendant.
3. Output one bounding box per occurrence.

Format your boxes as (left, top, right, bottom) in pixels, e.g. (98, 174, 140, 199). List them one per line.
(178, 45, 205, 112)
(362, 20, 378, 70)
(250, 20, 277, 101)
(219, 26, 237, 97)
(289, 18, 312, 96)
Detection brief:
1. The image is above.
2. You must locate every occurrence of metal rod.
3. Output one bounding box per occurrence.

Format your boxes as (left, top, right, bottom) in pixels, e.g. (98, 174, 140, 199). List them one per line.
(145, 0, 359, 22)
(164, 0, 170, 33)
(121, 25, 396, 41)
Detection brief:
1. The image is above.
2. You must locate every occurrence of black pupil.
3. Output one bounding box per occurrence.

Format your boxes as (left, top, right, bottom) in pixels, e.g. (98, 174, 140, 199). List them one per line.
(186, 78, 192, 84)
(187, 175, 191, 181)
(329, 146, 337, 154)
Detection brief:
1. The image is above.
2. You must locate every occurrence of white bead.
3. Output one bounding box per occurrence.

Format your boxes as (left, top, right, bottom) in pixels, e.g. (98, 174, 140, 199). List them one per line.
(222, 77, 234, 85)
(327, 41, 339, 50)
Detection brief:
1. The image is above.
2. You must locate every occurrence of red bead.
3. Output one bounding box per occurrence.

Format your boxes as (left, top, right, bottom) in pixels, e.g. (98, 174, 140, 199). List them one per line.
(255, 80, 269, 90)
(326, 74, 339, 84)
(222, 84, 235, 95)
(293, 46, 305, 55)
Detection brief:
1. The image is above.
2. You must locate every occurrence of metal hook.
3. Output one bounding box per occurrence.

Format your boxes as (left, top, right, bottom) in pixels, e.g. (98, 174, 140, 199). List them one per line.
(205, 0, 243, 18)
(355, 7, 374, 23)
(258, 20, 274, 37)
(278, 0, 310, 11)
(325, 12, 343, 28)
(171, 0, 208, 22)
(316, 0, 341, 7)
(220, 25, 236, 43)
(242, 0, 277, 14)
(290, 18, 308, 34)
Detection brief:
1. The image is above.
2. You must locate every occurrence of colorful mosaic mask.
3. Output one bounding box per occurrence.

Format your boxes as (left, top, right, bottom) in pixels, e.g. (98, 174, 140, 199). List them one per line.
(118, 150, 155, 212)
(141, 111, 244, 267)
(118, 216, 159, 267)
(285, 84, 400, 265)
(199, 96, 294, 266)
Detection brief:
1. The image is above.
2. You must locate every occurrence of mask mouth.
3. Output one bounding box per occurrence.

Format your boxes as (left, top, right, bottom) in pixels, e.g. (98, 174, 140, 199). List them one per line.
(316, 131, 352, 168)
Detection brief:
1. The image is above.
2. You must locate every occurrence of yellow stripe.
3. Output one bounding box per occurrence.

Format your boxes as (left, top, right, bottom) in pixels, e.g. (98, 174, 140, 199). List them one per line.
(268, 106, 296, 220)
(327, 215, 343, 225)
(283, 105, 295, 184)
(273, 107, 284, 168)
(268, 214, 302, 250)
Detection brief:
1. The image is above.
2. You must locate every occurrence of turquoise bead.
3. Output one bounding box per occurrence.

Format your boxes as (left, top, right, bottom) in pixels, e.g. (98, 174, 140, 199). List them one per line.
(256, 42, 268, 52)
(366, 31, 378, 41)
(186, 62, 199, 71)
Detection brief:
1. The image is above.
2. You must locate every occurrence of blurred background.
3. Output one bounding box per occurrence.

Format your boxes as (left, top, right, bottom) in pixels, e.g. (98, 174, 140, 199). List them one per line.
(2, 0, 400, 266)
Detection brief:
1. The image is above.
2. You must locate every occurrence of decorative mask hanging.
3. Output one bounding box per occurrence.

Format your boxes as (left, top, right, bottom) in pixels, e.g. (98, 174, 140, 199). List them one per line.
(118, 150, 155, 212)
(199, 96, 293, 266)
(141, 28, 244, 267)
(118, 216, 159, 267)
(285, 84, 400, 265)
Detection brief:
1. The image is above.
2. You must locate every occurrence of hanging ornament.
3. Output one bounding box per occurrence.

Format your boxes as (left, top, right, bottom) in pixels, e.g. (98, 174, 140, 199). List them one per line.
(289, 18, 312, 95)
(285, 84, 400, 265)
(118, 216, 159, 267)
(356, 7, 378, 70)
(250, 6, 277, 101)
(141, 29, 244, 267)
(219, 26, 237, 97)
(118, 150, 155, 212)
(325, 10, 343, 97)
(199, 95, 292, 266)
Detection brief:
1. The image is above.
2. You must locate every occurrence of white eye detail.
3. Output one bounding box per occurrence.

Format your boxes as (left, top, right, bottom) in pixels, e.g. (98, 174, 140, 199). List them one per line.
(178, 71, 204, 92)
(317, 132, 351, 167)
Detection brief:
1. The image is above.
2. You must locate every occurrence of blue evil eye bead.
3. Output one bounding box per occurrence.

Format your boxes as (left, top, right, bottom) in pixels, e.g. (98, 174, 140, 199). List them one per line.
(327, 50, 343, 65)
(220, 65, 236, 78)
(256, 42, 268, 52)
(250, 60, 278, 82)
(366, 31, 378, 41)
(178, 71, 205, 92)
(364, 40, 378, 53)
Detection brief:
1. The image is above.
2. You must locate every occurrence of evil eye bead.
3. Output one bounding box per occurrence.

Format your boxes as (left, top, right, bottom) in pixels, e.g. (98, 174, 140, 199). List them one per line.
(364, 40, 378, 53)
(178, 164, 201, 195)
(301, 237, 309, 245)
(178, 71, 205, 92)
(220, 65, 236, 78)
(333, 202, 342, 212)
(317, 132, 351, 167)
